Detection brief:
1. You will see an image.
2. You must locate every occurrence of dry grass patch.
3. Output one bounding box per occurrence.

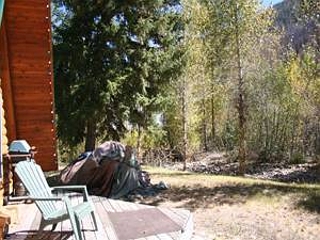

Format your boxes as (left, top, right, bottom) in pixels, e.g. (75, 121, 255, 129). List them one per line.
(140, 166, 320, 240)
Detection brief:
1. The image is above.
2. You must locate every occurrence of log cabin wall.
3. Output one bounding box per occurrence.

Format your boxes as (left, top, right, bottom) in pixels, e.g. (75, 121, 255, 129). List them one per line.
(0, 0, 57, 171)
(0, 87, 8, 156)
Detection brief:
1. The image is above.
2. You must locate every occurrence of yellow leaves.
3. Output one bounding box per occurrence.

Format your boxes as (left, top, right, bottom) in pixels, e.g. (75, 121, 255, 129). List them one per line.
(183, 0, 212, 35)
(284, 50, 320, 118)
(286, 58, 305, 97)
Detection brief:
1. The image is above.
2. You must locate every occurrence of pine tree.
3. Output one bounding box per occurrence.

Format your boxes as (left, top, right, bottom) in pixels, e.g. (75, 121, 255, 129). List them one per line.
(52, 0, 182, 151)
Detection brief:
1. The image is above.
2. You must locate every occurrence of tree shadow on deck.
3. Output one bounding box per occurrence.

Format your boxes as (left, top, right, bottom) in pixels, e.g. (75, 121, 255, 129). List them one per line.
(6, 230, 73, 239)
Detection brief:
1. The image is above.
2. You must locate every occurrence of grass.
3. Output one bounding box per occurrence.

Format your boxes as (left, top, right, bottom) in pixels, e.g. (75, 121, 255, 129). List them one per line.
(139, 166, 320, 239)
(142, 165, 320, 212)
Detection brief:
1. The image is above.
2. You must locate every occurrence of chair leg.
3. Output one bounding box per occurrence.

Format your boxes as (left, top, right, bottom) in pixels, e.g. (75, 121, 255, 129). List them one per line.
(75, 217, 83, 240)
(51, 223, 58, 231)
(91, 211, 98, 230)
(65, 197, 83, 240)
(38, 218, 46, 235)
(69, 215, 82, 240)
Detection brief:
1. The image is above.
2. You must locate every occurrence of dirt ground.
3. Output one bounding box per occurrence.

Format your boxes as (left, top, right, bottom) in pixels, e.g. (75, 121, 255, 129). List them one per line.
(135, 155, 320, 240)
(144, 190, 320, 239)
(136, 177, 320, 240)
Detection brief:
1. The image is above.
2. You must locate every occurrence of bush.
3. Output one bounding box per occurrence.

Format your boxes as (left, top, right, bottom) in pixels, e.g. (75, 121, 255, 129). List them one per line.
(290, 152, 305, 164)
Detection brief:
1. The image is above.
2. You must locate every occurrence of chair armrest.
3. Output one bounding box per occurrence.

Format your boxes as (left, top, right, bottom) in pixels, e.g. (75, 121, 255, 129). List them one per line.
(29, 196, 64, 201)
(51, 185, 90, 201)
(51, 185, 87, 191)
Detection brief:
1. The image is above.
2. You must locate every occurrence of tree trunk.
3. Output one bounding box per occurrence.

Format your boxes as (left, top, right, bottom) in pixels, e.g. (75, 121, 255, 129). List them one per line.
(315, 116, 320, 156)
(235, 4, 246, 175)
(182, 76, 188, 171)
(85, 118, 96, 151)
(211, 86, 216, 148)
(137, 124, 142, 159)
(202, 99, 208, 151)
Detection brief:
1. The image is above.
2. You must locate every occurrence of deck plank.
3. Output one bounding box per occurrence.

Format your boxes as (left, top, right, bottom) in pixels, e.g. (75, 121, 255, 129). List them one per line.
(101, 198, 117, 212)
(156, 233, 174, 240)
(144, 236, 159, 240)
(94, 197, 118, 240)
(6, 195, 193, 240)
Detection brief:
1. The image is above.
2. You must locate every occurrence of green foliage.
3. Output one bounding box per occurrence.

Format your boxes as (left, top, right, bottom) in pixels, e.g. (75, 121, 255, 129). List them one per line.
(51, 0, 320, 167)
(300, 0, 320, 22)
(290, 152, 305, 164)
(221, 116, 238, 151)
(162, 91, 183, 149)
(52, 0, 182, 151)
(122, 119, 167, 150)
(56, 139, 84, 163)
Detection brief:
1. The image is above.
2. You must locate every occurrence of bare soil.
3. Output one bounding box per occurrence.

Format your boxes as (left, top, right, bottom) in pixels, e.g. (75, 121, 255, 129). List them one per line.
(135, 153, 320, 240)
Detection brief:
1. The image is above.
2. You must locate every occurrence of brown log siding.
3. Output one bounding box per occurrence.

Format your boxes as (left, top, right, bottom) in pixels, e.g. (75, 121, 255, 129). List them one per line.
(0, 0, 57, 171)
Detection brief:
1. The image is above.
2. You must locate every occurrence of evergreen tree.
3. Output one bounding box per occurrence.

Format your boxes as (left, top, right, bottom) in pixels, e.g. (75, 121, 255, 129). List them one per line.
(52, 0, 182, 151)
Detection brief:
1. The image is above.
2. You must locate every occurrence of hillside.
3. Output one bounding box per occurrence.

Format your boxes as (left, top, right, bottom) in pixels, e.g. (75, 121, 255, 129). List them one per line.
(274, 0, 319, 53)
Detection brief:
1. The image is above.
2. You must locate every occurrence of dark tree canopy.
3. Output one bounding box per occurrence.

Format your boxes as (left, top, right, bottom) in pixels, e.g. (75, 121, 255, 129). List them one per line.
(52, 0, 182, 150)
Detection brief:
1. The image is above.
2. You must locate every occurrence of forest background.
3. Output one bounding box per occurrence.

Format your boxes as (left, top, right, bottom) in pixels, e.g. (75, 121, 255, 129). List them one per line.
(52, 0, 320, 175)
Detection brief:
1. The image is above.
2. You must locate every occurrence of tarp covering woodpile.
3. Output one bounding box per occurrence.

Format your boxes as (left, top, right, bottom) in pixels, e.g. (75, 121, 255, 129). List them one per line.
(59, 141, 153, 199)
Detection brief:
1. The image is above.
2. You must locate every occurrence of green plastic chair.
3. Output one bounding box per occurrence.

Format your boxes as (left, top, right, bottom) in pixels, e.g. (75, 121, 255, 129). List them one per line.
(15, 160, 98, 240)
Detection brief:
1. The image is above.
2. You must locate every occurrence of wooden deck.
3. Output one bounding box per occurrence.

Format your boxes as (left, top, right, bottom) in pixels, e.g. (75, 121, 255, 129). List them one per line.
(4, 194, 193, 240)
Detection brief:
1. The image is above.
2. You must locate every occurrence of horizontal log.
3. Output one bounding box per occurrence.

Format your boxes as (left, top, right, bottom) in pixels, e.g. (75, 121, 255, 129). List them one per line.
(10, 69, 51, 76)
(9, 50, 50, 60)
(6, 6, 48, 18)
(11, 74, 51, 81)
(40, 162, 58, 172)
(13, 93, 52, 101)
(30, 155, 57, 171)
(5, 16, 49, 25)
(6, 21, 50, 31)
(8, 41, 50, 48)
(16, 126, 55, 133)
(15, 115, 54, 122)
(17, 135, 56, 145)
(17, 131, 55, 142)
(11, 57, 51, 63)
(7, 24, 51, 35)
(13, 99, 53, 106)
(15, 109, 54, 117)
(8, 35, 51, 45)
(11, 80, 52, 86)
(13, 84, 51, 89)
(15, 109, 53, 116)
(15, 112, 53, 119)
(12, 77, 52, 82)
(13, 98, 53, 106)
(16, 136, 56, 145)
(7, 31, 50, 39)
(15, 111, 54, 120)
(5, 0, 50, 6)
(35, 151, 57, 160)
(16, 120, 54, 126)
(9, 41, 50, 50)
(11, 70, 51, 77)
(17, 129, 56, 138)
(12, 90, 53, 98)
